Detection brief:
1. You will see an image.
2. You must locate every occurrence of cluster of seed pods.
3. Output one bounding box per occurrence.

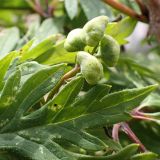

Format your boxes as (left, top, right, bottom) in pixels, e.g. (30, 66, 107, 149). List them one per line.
(64, 16, 120, 85)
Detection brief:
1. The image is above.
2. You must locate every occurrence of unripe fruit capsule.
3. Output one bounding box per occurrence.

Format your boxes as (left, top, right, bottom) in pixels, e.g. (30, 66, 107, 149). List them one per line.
(83, 16, 108, 47)
(77, 51, 103, 85)
(64, 28, 86, 52)
(98, 35, 120, 67)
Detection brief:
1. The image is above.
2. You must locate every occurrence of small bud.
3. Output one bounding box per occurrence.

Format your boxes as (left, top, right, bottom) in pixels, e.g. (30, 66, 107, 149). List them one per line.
(83, 16, 108, 47)
(98, 35, 120, 67)
(64, 29, 86, 52)
(77, 51, 103, 85)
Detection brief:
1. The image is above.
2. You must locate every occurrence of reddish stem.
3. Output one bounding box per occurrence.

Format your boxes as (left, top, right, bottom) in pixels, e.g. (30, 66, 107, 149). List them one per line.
(135, 0, 149, 17)
(28, 0, 48, 17)
(103, 0, 148, 22)
(112, 123, 121, 141)
(131, 109, 158, 122)
(112, 122, 147, 152)
(121, 122, 147, 152)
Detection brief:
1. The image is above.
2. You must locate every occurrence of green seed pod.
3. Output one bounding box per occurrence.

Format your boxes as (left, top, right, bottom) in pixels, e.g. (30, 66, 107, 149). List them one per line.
(98, 35, 120, 67)
(83, 16, 108, 47)
(64, 28, 86, 52)
(77, 51, 103, 85)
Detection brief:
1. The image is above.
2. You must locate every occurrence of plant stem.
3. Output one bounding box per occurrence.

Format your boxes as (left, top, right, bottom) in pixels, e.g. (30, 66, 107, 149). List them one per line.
(131, 109, 159, 122)
(135, 0, 149, 17)
(103, 0, 148, 22)
(45, 0, 53, 17)
(26, 0, 47, 17)
(112, 123, 121, 141)
(46, 64, 80, 102)
(121, 122, 147, 152)
(112, 122, 147, 152)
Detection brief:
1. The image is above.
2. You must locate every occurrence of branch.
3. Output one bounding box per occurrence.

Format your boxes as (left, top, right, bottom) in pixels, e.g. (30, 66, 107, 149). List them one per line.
(26, 0, 48, 17)
(103, 0, 148, 22)
(135, 0, 149, 17)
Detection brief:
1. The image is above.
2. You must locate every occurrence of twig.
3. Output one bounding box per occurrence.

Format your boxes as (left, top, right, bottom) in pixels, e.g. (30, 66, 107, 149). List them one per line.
(46, 65, 80, 102)
(26, 0, 47, 17)
(103, 0, 148, 22)
(45, 0, 49, 8)
(48, 6, 54, 17)
(35, 0, 48, 17)
(135, 0, 149, 17)
(45, 0, 53, 17)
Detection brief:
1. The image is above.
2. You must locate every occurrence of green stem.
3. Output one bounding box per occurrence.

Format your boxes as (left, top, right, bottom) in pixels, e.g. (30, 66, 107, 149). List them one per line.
(91, 44, 99, 55)
(46, 64, 80, 102)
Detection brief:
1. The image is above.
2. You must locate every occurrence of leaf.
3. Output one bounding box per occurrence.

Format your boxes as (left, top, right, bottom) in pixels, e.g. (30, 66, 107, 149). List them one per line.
(0, 63, 66, 132)
(16, 16, 40, 49)
(0, 51, 18, 90)
(0, 27, 20, 59)
(0, 133, 72, 160)
(19, 39, 35, 54)
(42, 76, 84, 121)
(0, 0, 29, 9)
(11, 75, 84, 128)
(19, 35, 58, 62)
(0, 69, 20, 115)
(100, 85, 158, 112)
(34, 18, 64, 44)
(87, 127, 122, 152)
(65, 0, 78, 20)
(140, 93, 160, 108)
(5, 61, 50, 85)
(106, 17, 137, 45)
(51, 76, 84, 107)
(52, 84, 111, 124)
(0, 58, 157, 159)
(131, 152, 158, 160)
(19, 37, 76, 65)
(73, 144, 139, 160)
(0, 65, 109, 159)
(79, 0, 113, 20)
(18, 123, 107, 152)
(17, 17, 64, 49)
(0, 10, 18, 26)
(52, 85, 157, 129)
(35, 40, 76, 65)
